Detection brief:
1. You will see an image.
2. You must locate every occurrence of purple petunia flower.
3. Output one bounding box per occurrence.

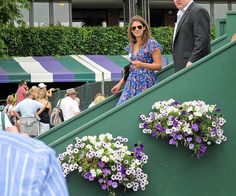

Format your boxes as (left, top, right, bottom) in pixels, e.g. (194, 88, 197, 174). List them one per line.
(198, 144, 207, 156)
(186, 137, 192, 142)
(172, 101, 179, 106)
(103, 168, 111, 175)
(173, 121, 179, 127)
(89, 176, 94, 181)
(143, 122, 148, 129)
(161, 127, 166, 132)
(169, 138, 176, 145)
(196, 137, 202, 144)
(192, 123, 199, 131)
(151, 131, 157, 138)
(84, 172, 92, 179)
(156, 124, 162, 131)
(121, 166, 126, 175)
(112, 182, 118, 188)
(98, 178, 103, 184)
(107, 179, 113, 186)
(215, 108, 221, 112)
(150, 112, 155, 121)
(101, 184, 107, 190)
(139, 144, 144, 150)
(211, 127, 217, 132)
(98, 161, 105, 168)
(176, 134, 183, 140)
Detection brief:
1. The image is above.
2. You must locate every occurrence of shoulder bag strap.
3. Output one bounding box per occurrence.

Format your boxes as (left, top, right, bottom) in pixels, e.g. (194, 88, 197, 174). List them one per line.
(57, 99, 62, 108)
(1, 111, 6, 131)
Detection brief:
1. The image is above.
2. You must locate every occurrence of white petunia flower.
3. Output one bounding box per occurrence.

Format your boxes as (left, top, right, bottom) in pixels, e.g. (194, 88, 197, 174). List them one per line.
(215, 139, 222, 144)
(188, 114, 193, 120)
(101, 156, 109, 163)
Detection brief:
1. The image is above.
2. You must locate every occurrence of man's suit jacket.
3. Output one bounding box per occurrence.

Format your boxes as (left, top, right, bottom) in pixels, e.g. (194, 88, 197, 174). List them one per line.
(172, 2, 211, 72)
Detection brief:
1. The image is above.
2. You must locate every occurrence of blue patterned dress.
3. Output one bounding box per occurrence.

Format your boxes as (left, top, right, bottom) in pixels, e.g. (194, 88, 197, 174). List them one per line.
(117, 38, 162, 105)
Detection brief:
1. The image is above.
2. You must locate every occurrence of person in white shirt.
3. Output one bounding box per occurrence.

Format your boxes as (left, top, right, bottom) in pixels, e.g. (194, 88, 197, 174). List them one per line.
(60, 88, 80, 121)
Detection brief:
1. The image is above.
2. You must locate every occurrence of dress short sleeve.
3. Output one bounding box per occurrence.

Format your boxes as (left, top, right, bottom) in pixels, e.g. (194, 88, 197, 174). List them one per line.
(148, 38, 163, 53)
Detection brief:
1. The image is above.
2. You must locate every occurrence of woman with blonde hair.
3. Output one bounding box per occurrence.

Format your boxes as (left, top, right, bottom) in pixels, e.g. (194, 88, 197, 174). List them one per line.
(4, 95, 16, 125)
(88, 93, 106, 108)
(37, 90, 52, 133)
(30, 86, 40, 100)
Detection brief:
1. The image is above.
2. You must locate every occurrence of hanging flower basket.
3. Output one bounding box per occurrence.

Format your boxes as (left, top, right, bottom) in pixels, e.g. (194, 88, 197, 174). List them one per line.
(139, 99, 227, 158)
(58, 133, 148, 195)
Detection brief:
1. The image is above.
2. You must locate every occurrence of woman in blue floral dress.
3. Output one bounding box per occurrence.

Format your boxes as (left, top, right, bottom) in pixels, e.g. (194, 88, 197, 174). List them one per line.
(111, 15, 162, 105)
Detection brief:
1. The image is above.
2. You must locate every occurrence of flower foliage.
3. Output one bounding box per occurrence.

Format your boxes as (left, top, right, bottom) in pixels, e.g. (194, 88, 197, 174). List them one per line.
(58, 133, 148, 194)
(139, 99, 227, 158)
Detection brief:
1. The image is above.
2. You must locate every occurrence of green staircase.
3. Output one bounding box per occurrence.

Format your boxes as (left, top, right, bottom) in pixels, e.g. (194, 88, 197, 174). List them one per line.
(37, 64, 175, 144)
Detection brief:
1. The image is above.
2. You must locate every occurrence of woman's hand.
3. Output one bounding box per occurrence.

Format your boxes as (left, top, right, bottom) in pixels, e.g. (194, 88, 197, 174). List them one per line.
(133, 49, 163, 70)
(111, 78, 125, 94)
(111, 84, 121, 94)
(132, 60, 143, 69)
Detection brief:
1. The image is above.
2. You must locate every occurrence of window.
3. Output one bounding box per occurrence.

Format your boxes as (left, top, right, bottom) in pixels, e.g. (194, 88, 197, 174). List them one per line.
(214, 3, 228, 20)
(232, 3, 236, 10)
(34, 2, 49, 27)
(54, 2, 70, 26)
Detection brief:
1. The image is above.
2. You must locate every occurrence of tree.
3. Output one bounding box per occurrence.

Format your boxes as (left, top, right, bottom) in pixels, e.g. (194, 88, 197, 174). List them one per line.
(0, 0, 30, 27)
(0, 0, 30, 57)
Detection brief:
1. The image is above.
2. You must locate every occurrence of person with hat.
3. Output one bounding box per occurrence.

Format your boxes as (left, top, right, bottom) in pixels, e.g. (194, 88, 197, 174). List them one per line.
(59, 88, 80, 121)
(38, 82, 47, 89)
(38, 83, 56, 98)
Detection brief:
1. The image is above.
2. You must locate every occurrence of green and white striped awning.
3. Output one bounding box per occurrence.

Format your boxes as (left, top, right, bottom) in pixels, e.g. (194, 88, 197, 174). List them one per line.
(0, 55, 171, 83)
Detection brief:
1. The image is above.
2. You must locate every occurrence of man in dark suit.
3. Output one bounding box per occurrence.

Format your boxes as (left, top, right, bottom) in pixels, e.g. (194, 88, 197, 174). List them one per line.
(172, 0, 211, 72)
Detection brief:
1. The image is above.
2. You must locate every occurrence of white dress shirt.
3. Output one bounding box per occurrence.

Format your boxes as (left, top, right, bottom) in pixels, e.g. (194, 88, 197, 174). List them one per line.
(0, 131, 69, 196)
(173, 0, 194, 41)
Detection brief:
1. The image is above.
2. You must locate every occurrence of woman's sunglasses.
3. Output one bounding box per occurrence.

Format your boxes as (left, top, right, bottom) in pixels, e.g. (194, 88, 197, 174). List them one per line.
(131, 25, 143, 31)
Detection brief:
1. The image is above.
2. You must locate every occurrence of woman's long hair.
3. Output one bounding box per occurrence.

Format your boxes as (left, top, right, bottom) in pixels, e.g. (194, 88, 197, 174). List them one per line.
(127, 15, 151, 46)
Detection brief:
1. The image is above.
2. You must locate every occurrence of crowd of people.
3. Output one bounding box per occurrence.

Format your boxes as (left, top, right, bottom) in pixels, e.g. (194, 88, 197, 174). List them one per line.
(0, 81, 108, 136)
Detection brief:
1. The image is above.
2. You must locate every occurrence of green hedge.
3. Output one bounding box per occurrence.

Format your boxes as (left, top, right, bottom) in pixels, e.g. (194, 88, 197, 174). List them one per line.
(0, 26, 215, 57)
